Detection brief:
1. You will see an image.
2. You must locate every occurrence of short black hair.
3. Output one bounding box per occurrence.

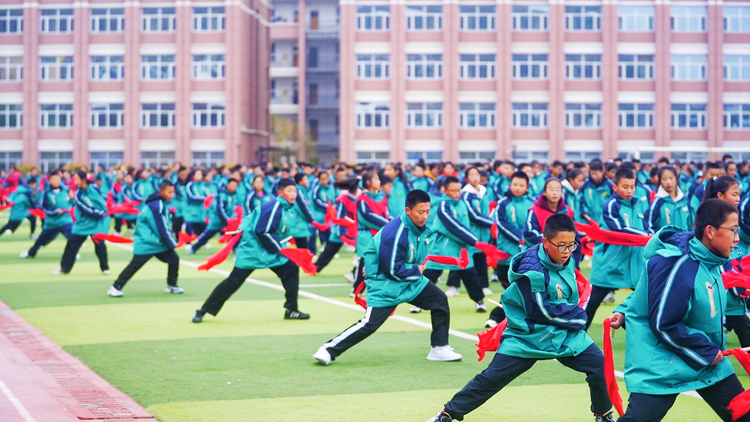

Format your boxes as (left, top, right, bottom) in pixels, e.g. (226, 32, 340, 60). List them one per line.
(226, 178, 239, 186)
(277, 178, 296, 191)
(27, 177, 37, 185)
(695, 198, 738, 240)
(293, 172, 306, 184)
(444, 176, 461, 187)
(589, 160, 604, 171)
(380, 174, 393, 185)
(566, 169, 584, 181)
(159, 180, 174, 190)
(613, 168, 635, 185)
(544, 214, 577, 239)
(605, 162, 619, 172)
(76, 170, 89, 183)
(406, 189, 431, 209)
(510, 171, 529, 184)
(657, 156, 670, 165)
(619, 161, 636, 171)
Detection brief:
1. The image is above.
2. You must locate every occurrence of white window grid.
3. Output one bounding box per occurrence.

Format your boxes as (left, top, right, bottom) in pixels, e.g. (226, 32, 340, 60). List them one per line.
(724, 6, 750, 33)
(724, 55, 750, 81)
(671, 103, 707, 129)
(356, 54, 390, 79)
(90, 8, 124, 33)
(40, 104, 73, 128)
(193, 7, 225, 32)
(356, 6, 390, 31)
(0, 151, 22, 172)
(141, 7, 176, 33)
(565, 151, 602, 162)
(618, 54, 655, 80)
(0, 56, 23, 82)
(407, 151, 443, 162)
(671, 6, 707, 32)
(191, 103, 225, 128)
(512, 54, 548, 80)
(724, 104, 750, 129)
(565, 103, 602, 128)
(406, 54, 443, 79)
(90, 103, 124, 128)
(141, 55, 176, 80)
(356, 151, 390, 164)
(90, 55, 124, 81)
(40, 151, 72, 173)
(459, 54, 496, 80)
(192, 54, 225, 80)
(40, 56, 74, 81)
(565, 54, 601, 80)
(40, 9, 74, 33)
(140, 103, 175, 128)
(406, 6, 442, 31)
(140, 151, 175, 168)
(0, 9, 24, 34)
(512, 103, 548, 128)
(459, 103, 496, 128)
(512, 151, 548, 164)
(618, 103, 654, 128)
(618, 6, 654, 32)
(459, 151, 496, 163)
(192, 151, 225, 167)
(511, 5, 548, 31)
(459, 6, 496, 31)
(356, 102, 390, 128)
(565, 6, 601, 31)
(0, 104, 22, 128)
(671, 55, 707, 81)
(406, 102, 443, 128)
(90, 151, 123, 170)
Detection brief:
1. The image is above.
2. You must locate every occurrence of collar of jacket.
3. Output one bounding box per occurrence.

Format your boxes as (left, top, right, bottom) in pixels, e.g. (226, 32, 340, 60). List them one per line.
(655, 185, 685, 202)
(400, 212, 427, 235)
(441, 194, 460, 206)
(561, 179, 578, 195)
(276, 196, 295, 210)
(689, 237, 729, 269)
(537, 243, 570, 272)
(146, 192, 163, 204)
(612, 192, 638, 207)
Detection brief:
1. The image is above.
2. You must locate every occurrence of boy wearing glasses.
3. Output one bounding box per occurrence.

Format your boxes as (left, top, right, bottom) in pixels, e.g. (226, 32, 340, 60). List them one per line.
(427, 214, 614, 422)
(586, 168, 648, 330)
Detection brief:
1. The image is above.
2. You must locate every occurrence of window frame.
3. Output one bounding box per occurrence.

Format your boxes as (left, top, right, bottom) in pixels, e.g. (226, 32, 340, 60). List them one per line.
(0, 104, 22, 129)
(670, 103, 707, 129)
(511, 5, 549, 31)
(618, 103, 655, 128)
(618, 54, 655, 80)
(40, 9, 74, 34)
(140, 54, 176, 81)
(192, 6, 226, 32)
(565, 54, 602, 80)
(191, 103, 226, 128)
(405, 6, 442, 31)
(0, 8, 24, 34)
(564, 6, 602, 32)
(90, 8, 125, 33)
(356, 54, 390, 80)
(141, 7, 176, 33)
(406, 102, 443, 128)
(89, 103, 124, 129)
(724, 55, 750, 81)
(0, 56, 23, 82)
(511, 54, 549, 80)
(459, 5, 496, 31)
(671, 54, 708, 81)
(192, 54, 226, 80)
(459, 54, 496, 80)
(90, 55, 125, 81)
(724, 6, 750, 33)
(356, 6, 390, 31)
(565, 103, 602, 128)
(670, 6, 707, 32)
(511, 102, 549, 128)
(140, 103, 176, 129)
(39, 103, 73, 128)
(355, 102, 391, 128)
(406, 54, 443, 80)
(459, 102, 497, 129)
(618, 5, 654, 32)
(723, 103, 750, 129)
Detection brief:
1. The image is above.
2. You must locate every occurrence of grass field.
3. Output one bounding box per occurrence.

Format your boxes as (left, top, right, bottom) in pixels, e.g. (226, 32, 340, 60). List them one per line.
(0, 212, 746, 421)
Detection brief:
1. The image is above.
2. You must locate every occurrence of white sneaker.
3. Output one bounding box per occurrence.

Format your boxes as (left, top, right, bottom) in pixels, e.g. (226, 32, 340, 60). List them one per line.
(445, 286, 460, 297)
(351, 257, 359, 266)
(426, 345, 462, 362)
(19, 251, 29, 259)
(3, 229, 10, 236)
(102, 270, 111, 275)
(165, 286, 185, 294)
(115, 232, 122, 236)
(30, 234, 38, 240)
(75, 253, 81, 260)
(482, 287, 493, 296)
(204, 243, 212, 249)
(312, 255, 319, 263)
(410, 306, 422, 313)
(334, 254, 340, 259)
(603, 291, 616, 304)
(313, 346, 332, 365)
(490, 273, 499, 282)
(51, 268, 66, 276)
(476, 301, 487, 313)
(344, 272, 355, 283)
(184, 244, 193, 253)
(484, 319, 498, 328)
(81, 242, 88, 248)
(107, 286, 124, 297)
(345, 244, 356, 252)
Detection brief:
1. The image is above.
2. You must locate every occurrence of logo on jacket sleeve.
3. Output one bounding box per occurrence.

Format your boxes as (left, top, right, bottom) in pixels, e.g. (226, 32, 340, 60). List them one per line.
(706, 282, 717, 318)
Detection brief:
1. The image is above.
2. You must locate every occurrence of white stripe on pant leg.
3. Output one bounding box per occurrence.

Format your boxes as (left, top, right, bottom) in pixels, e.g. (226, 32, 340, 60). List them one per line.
(322, 307, 373, 350)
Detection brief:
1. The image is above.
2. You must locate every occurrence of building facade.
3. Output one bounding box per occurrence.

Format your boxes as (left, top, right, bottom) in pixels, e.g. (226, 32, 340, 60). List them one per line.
(0, 0, 270, 173)
(333, 0, 750, 164)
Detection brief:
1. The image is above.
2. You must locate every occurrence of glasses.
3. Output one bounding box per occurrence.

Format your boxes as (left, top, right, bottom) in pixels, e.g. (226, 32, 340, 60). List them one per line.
(717, 226, 740, 236)
(545, 238, 579, 253)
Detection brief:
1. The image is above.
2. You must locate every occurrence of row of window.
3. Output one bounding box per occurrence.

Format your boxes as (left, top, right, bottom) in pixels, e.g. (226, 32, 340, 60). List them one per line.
(0, 7, 225, 34)
(354, 5, 750, 33)
(354, 54, 749, 82)
(351, 102, 750, 130)
(0, 103, 225, 129)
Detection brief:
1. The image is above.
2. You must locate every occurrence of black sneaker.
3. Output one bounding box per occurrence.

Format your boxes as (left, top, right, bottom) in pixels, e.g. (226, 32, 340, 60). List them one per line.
(192, 309, 205, 323)
(595, 411, 615, 422)
(427, 410, 453, 422)
(284, 309, 310, 320)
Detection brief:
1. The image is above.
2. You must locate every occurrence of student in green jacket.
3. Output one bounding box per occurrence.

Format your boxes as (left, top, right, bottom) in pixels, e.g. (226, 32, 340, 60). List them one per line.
(289, 172, 316, 252)
(184, 169, 209, 238)
(428, 214, 614, 422)
(108, 180, 183, 297)
(580, 160, 613, 224)
(383, 162, 411, 218)
(187, 178, 240, 254)
(647, 166, 693, 233)
(562, 169, 586, 223)
(610, 200, 750, 422)
(21, 171, 74, 258)
(0, 177, 37, 237)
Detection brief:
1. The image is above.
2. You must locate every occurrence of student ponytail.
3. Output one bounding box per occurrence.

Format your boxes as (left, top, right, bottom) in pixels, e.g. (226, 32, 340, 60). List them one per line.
(702, 175, 739, 203)
(657, 166, 678, 187)
(361, 170, 378, 191)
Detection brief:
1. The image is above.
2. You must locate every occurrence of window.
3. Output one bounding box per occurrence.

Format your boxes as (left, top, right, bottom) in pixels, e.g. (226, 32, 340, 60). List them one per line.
(192, 54, 225, 80)
(0, 104, 22, 128)
(90, 103, 124, 128)
(459, 6, 495, 31)
(191, 103, 225, 128)
(565, 54, 601, 80)
(90, 151, 123, 170)
(407, 151, 443, 162)
(459, 151, 495, 162)
(140, 151, 175, 168)
(0, 9, 23, 34)
(193, 7, 225, 32)
(671, 151, 707, 162)
(671, 6, 707, 32)
(356, 54, 390, 79)
(618, 103, 654, 128)
(512, 103, 548, 128)
(141, 7, 176, 32)
(356, 151, 390, 164)
(459, 54, 496, 80)
(90, 55, 124, 81)
(724, 6, 750, 32)
(459, 103, 496, 128)
(406, 54, 442, 79)
(565, 151, 602, 162)
(192, 151, 225, 167)
(356, 6, 390, 31)
(618, 6, 654, 31)
(618, 55, 654, 80)
(512, 5, 548, 31)
(40, 56, 74, 81)
(40, 9, 74, 33)
(565, 103, 602, 128)
(356, 102, 390, 128)
(512, 54, 548, 80)
(40, 152, 72, 173)
(671, 55, 707, 81)
(140, 103, 175, 128)
(40, 104, 73, 128)
(406, 103, 443, 128)
(90, 8, 124, 33)
(512, 151, 548, 164)
(141, 55, 176, 80)
(0, 151, 22, 172)
(724, 55, 750, 81)
(671, 104, 707, 129)
(565, 6, 601, 31)
(723, 104, 750, 129)
(406, 6, 442, 31)
(0, 56, 23, 82)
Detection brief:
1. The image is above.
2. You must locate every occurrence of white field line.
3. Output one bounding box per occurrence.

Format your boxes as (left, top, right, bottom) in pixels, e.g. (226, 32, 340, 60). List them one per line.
(0, 377, 38, 422)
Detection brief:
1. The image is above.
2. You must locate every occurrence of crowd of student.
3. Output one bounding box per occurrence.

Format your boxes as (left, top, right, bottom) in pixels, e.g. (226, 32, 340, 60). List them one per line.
(1, 154, 750, 422)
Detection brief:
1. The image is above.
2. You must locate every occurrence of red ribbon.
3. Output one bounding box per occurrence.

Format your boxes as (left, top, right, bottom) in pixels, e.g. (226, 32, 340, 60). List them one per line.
(723, 271, 750, 290)
(475, 241, 511, 269)
(28, 209, 46, 219)
(353, 279, 396, 316)
(722, 348, 750, 420)
(603, 318, 625, 417)
(203, 194, 215, 209)
(423, 248, 470, 269)
(311, 220, 329, 231)
(580, 236, 595, 256)
(280, 248, 318, 275)
(326, 203, 356, 227)
(92, 233, 133, 244)
(105, 204, 140, 216)
(0, 202, 14, 212)
(340, 235, 356, 247)
(575, 221, 651, 247)
(490, 223, 498, 239)
(198, 235, 241, 271)
(175, 232, 198, 249)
